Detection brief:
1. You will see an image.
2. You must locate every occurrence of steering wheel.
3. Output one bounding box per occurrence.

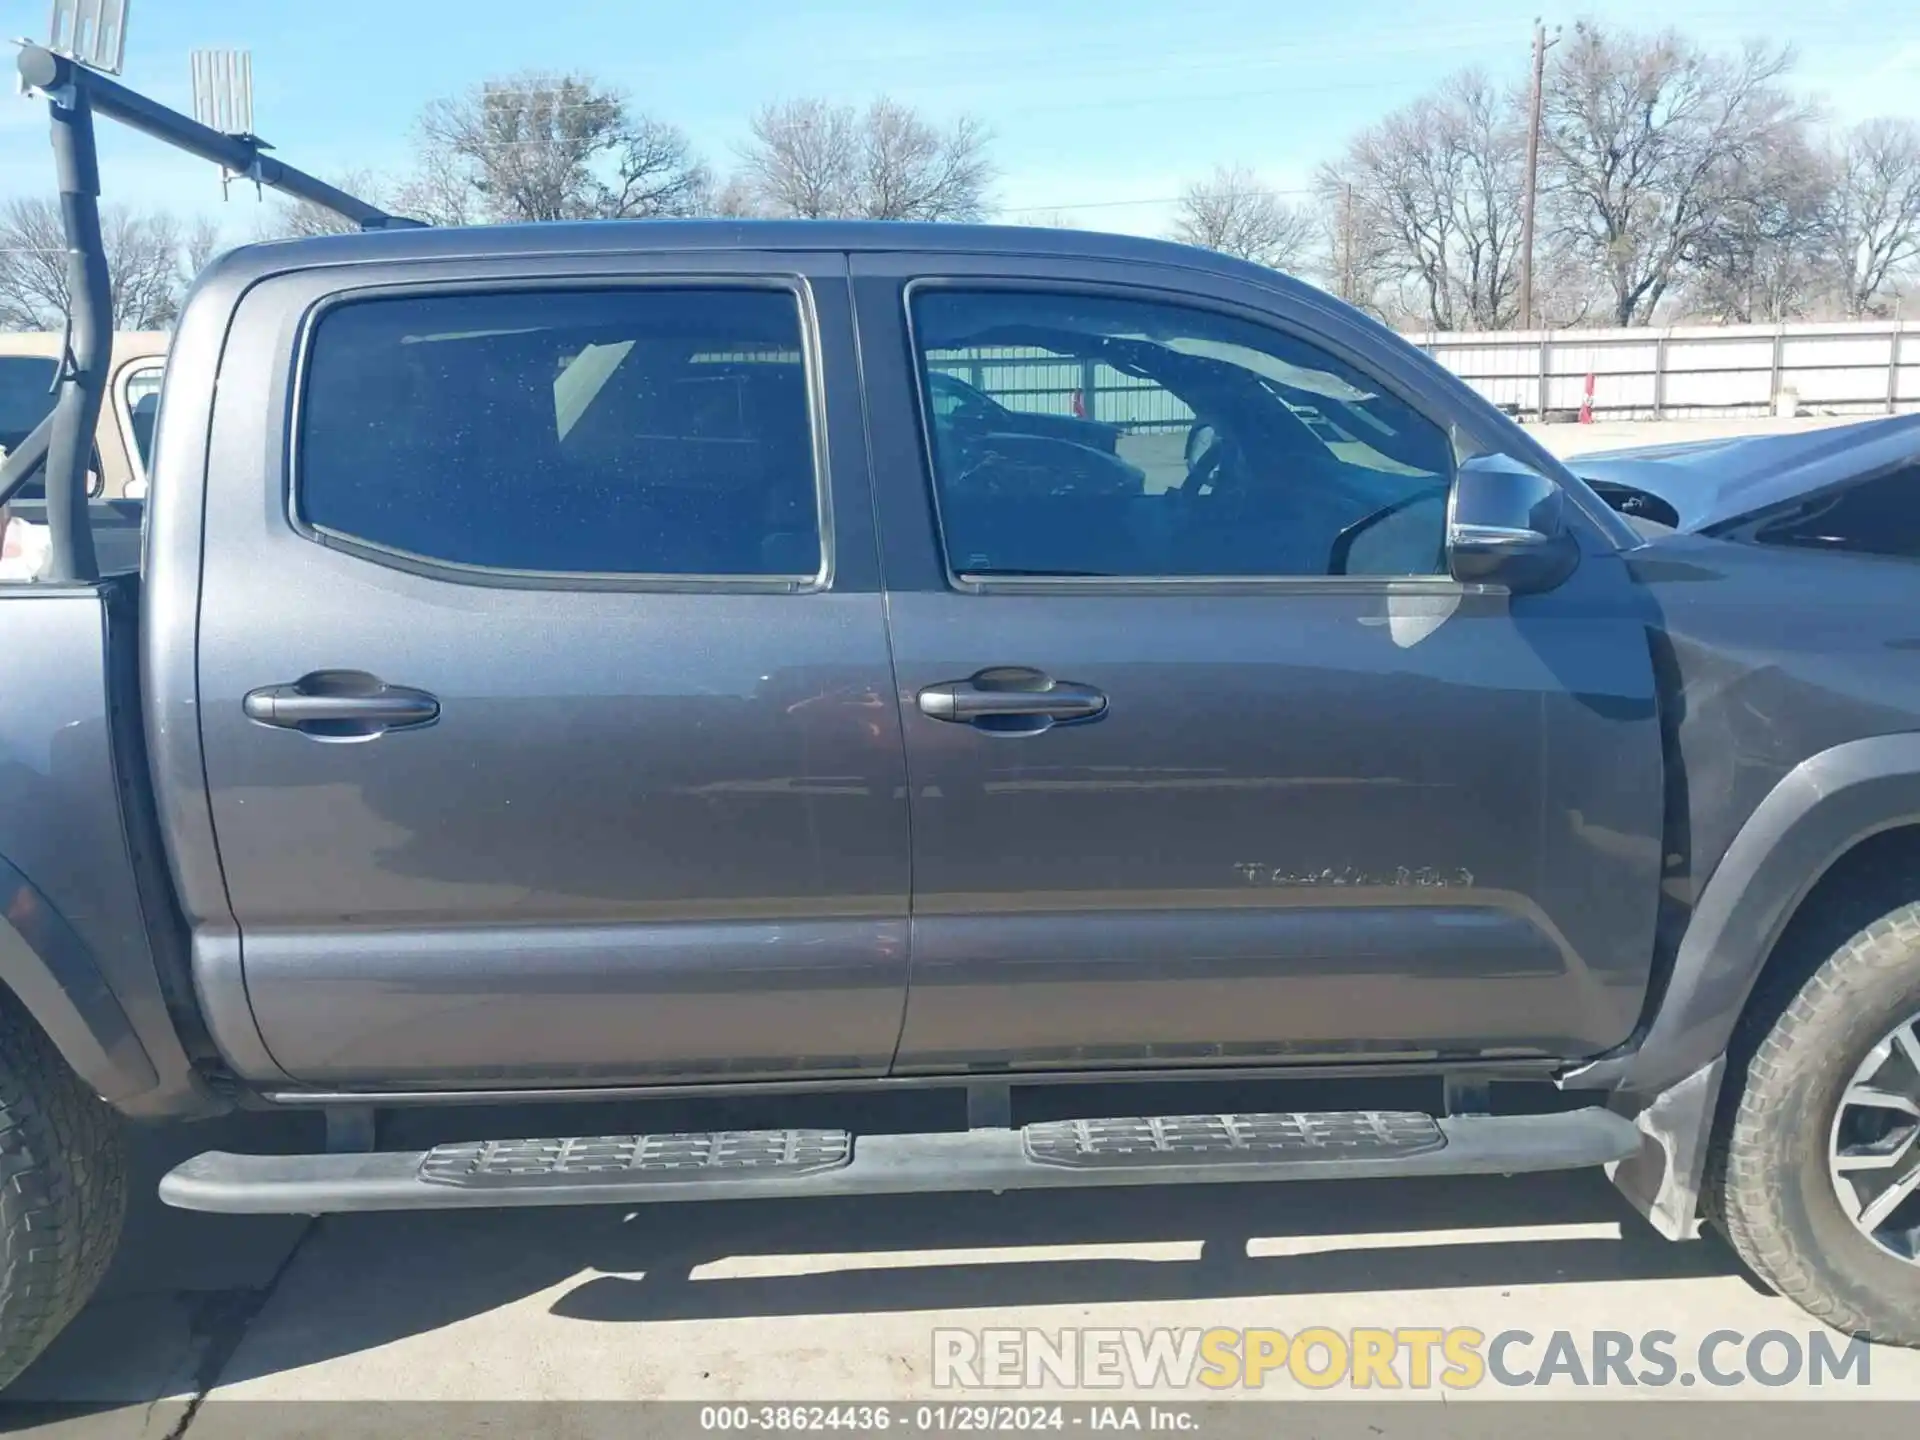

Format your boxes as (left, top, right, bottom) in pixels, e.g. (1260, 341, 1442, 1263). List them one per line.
(1327, 482, 1451, 575)
(1183, 422, 1218, 470)
(1177, 428, 1231, 503)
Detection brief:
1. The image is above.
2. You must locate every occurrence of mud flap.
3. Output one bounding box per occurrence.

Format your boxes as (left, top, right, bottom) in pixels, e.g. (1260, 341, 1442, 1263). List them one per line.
(1606, 1055, 1726, 1239)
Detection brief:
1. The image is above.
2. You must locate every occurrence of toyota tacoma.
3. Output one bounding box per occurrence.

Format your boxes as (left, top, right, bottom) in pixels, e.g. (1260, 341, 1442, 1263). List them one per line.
(7, 40, 1920, 1388)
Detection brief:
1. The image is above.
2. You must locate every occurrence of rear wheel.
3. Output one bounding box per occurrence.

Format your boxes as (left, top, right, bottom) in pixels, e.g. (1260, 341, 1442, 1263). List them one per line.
(0, 999, 128, 1390)
(1712, 899, 1920, 1343)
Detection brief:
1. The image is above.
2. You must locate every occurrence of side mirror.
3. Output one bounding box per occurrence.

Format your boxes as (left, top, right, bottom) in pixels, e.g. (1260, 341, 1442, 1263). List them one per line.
(1447, 456, 1580, 594)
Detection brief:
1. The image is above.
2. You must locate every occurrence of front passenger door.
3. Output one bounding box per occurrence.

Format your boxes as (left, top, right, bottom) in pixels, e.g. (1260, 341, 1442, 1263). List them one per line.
(852, 256, 1666, 1075)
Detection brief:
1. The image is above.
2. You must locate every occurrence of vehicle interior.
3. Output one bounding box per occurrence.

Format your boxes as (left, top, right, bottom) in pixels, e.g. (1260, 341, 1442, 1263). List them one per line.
(917, 312, 1455, 579)
(299, 297, 820, 578)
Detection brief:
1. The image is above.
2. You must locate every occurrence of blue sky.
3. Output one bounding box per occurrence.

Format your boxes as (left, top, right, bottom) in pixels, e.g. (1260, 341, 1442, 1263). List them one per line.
(3, 0, 1916, 239)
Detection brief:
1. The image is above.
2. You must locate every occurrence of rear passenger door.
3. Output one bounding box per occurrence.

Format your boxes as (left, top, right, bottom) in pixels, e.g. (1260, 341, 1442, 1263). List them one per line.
(196, 252, 912, 1088)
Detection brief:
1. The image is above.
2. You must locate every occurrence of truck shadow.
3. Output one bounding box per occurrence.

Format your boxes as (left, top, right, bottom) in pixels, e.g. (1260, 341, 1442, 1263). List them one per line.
(545, 1168, 1738, 1324)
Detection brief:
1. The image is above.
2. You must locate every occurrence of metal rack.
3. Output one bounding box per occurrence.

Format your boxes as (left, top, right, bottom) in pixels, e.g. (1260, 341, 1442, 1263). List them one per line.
(2, 32, 417, 582)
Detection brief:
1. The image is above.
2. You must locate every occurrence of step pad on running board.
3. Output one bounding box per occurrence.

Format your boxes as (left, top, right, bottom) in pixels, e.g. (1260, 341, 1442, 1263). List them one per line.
(1024, 1111, 1442, 1167)
(422, 1130, 851, 1188)
(157, 1107, 1640, 1215)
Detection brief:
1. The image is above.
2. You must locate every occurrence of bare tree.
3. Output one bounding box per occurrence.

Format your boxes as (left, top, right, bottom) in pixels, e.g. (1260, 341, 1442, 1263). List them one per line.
(736, 98, 993, 221)
(1329, 71, 1526, 330)
(258, 169, 390, 240)
(1311, 170, 1397, 317)
(702, 174, 768, 219)
(607, 116, 716, 219)
(1443, 74, 1529, 328)
(185, 216, 222, 277)
(1171, 165, 1313, 271)
(859, 100, 993, 221)
(1686, 137, 1832, 321)
(104, 209, 190, 329)
(392, 151, 479, 229)
(1826, 118, 1920, 317)
(737, 99, 855, 218)
(409, 72, 708, 225)
(1528, 242, 1606, 328)
(1541, 24, 1810, 326)
(0, 198, 206, 330)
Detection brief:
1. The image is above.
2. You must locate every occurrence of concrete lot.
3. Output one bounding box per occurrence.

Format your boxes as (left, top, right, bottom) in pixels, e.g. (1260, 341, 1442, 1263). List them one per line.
(13, 1089, 1920, 1435)
(8, 412, 1916, 1434)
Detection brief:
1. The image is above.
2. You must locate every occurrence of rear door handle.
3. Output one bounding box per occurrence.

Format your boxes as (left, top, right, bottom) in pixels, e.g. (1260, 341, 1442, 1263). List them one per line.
(244, 671, 439, 739)
(918, 669, 1107, 729)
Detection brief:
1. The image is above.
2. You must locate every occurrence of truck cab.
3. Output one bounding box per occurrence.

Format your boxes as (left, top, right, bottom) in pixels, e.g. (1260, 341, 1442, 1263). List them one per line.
(142, 229, 1653, 1090)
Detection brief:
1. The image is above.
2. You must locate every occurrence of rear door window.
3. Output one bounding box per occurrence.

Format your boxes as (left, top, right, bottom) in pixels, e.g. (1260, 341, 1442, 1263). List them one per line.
(298, 287, 823, 580)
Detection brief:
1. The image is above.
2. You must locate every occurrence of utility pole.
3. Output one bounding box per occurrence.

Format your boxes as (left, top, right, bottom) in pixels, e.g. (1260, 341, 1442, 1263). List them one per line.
(1340, 182, 1355, 303)
(1518, 19, 1557, 330)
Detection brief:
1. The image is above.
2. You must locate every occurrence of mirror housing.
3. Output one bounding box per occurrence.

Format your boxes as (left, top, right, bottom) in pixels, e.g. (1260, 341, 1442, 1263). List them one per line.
(1447, 456, 1580, 594)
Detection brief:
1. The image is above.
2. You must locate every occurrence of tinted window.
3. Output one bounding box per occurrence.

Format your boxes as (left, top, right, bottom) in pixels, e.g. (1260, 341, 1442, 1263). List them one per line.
(126, 365, 164, 475)
(0, 357, 58, 502)
(1736, 465, 1920, 561)
(912, 291, 1452, 579)
(0, 357, 57, 452)
(300, 289, 821, 578)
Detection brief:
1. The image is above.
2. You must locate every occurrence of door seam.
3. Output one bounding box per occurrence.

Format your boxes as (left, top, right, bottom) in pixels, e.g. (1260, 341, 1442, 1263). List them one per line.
(846, 264, 918, 1074)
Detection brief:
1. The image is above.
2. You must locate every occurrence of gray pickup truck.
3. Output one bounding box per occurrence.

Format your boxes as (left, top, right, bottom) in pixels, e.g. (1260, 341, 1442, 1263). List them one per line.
(11, 210, 1920, 1382)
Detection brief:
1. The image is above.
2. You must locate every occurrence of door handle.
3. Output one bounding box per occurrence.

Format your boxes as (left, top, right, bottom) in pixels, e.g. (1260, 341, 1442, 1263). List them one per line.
(244, 671, 439, 739)
(918, 669, 1107, 729)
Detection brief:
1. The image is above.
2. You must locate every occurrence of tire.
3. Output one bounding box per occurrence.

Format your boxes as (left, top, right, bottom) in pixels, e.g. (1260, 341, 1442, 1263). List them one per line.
(1710, 898, 1920, 1344)
(0, 999, 128, 1390)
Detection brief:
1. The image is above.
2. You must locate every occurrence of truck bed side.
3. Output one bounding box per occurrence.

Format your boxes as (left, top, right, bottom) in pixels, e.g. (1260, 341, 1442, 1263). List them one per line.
(0, 576, 211, 1115)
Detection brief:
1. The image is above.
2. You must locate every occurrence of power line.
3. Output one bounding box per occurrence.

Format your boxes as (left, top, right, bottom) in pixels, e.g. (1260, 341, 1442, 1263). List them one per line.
(1001, 188, 1315, 216)
(1002, 197, 1184, 213)
(460, 27, 1520, 105)
(984, 74, 1477, 121)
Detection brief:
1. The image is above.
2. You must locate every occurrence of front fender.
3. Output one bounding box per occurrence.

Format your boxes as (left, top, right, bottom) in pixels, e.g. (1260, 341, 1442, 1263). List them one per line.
(0, 852, 157, 1103)
(1579, 731, 1920, 1099)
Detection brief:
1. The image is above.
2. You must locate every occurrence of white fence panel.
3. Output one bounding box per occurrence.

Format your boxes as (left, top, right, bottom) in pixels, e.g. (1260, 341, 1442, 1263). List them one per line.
(1406, 319, 1918, 420)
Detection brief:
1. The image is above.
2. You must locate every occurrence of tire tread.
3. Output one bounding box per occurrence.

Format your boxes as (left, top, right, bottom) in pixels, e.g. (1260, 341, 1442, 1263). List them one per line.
(1712, 902, 1920, 1340)
(0, 999, 128, 1389)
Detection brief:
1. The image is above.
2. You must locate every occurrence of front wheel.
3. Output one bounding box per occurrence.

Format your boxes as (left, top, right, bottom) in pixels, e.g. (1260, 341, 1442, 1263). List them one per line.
(0, 1000, 128, 1389)
(1711, 899, 1920, 1343)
